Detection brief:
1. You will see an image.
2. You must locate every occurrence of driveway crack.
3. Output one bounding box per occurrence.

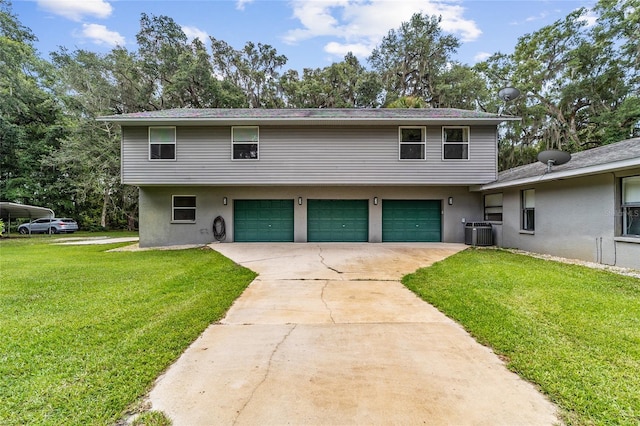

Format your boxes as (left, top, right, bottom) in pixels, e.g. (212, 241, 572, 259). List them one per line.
(318, 245, 343, 277)
(232, 324, 297, 425)
(320, 281, 336, 324)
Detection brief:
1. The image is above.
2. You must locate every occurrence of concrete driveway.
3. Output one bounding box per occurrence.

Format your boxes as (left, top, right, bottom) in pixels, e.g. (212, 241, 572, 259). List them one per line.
(147, 243, 560, 425)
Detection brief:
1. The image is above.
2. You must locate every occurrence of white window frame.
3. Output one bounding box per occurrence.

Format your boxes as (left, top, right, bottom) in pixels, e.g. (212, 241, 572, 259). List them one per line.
(521, 189, 535, 232)
(232, 126, 259, 160)
(484, 193, 503, 222)
(398, 126, 426, 161)
(149, 126, 176, 161)
(622, 176, 640, 236)
(442, 126, 470, 161)
(172, 195, 196, 223)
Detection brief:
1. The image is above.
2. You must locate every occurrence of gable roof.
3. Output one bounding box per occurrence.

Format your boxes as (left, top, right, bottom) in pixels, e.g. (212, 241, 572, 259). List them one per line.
(480, 137, 640, 191)
(97, 108, 518, 126)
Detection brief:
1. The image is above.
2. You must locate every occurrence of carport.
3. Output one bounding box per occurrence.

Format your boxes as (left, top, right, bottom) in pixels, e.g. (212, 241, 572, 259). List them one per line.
(0, 202, 55, 236)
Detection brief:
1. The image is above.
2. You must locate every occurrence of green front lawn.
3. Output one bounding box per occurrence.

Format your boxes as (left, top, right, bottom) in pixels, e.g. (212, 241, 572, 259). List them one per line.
(403, 248, 640, 425)
(0, 237, 256, 425)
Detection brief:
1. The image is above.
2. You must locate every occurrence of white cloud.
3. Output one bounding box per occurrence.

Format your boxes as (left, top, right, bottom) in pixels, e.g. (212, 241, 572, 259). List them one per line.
(182, 26, 209, 44)
(80, 23, 124, 46)
(473, 52, 492, 62)
(324, 41, 374, 58)
(525, 11, 549, 23)
(236, 0, 254, 10)
(282, 0, 481, 61)
(37, 0, 112, 22)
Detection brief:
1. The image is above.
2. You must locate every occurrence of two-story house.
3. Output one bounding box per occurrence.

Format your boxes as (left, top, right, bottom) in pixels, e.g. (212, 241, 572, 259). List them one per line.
(100, 108, 516, 247)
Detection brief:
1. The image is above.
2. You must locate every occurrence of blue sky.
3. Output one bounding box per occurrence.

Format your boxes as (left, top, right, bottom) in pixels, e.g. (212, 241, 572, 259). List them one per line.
(13, 0, 595, 71)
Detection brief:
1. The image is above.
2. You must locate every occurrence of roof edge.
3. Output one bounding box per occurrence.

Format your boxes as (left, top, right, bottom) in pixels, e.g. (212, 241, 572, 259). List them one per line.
(478, 157, 640, 191)
(97, 116, 520, 124)
(0, 202, 55, 219)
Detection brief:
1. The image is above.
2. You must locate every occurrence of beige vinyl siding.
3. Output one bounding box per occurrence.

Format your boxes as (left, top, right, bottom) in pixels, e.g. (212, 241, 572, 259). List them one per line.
(122, 125, 498, 185)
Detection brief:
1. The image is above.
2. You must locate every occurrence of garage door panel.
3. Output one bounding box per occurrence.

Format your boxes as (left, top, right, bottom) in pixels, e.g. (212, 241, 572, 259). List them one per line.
(382, 200, 441, 242)
(308, 200, 368, 242)
(234, 200, 294, 242)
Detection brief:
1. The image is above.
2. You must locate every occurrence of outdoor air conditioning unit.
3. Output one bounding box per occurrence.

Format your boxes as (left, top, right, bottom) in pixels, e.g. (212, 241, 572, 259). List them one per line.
(464, 222, 493, 246)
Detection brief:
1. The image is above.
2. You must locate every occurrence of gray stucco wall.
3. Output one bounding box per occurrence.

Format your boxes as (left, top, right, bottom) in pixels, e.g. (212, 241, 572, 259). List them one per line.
(123, 125, 498, 185)
(138, 186, 482, 247)
(488, 171, 640, 270)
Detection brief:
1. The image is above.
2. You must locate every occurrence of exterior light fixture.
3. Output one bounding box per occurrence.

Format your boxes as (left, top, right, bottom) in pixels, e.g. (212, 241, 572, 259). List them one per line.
(223, 197, 228, 206)
(448, 197, 453, 205)
(298, 197, 303, 205)
(373, 197, 378, 205)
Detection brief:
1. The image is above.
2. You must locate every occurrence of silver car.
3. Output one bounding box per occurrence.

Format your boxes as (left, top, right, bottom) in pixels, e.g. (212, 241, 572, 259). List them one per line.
(18, 218, 79, 234)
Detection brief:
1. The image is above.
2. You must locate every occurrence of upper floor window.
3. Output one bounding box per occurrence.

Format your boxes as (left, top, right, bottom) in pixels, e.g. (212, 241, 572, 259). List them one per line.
(149, 127, 176, 160)
(521, 189, 535, 231)
(172, 195, 196, 222)
(399, 126, 426, 160)
(442, 127, 469, 160)
(484, 193, 503, 222)
(232, 126, 259, 160)
(622, 176, 640, 236)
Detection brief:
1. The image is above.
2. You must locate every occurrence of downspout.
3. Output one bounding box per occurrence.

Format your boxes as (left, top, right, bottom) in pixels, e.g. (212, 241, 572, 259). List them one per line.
(609, 172, 617, 266)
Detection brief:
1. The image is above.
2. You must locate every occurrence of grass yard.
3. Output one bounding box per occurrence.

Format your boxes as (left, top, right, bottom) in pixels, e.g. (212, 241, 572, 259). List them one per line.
(0, 236, 256, 425)
(403, 248, 640, 425)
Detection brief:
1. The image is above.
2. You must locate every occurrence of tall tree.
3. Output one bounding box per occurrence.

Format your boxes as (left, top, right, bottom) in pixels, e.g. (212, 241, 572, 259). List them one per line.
(279, 53, 381, 108)
(49, 49, 131, 228)
(594, 0, 640, 80)
(477, 4, 640, 169)
(591, 0, 640, 142)
(437, 63, 489, 110)
(210, 38, 286, 108)
(368, 13, 460, 106)
(136, 13, 246, 110)
(0, 0, 67, 211)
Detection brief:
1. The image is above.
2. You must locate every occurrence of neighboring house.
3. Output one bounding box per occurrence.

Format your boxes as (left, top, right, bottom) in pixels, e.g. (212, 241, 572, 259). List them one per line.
(99, 108, 516, 247)
(478, 138, 640, 270)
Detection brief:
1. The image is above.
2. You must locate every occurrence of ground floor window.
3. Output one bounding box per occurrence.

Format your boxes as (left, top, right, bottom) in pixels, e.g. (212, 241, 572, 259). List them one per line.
(172, 195, 196, 222)
(622, 176, 640, 236)
(484, 193, 503, 221)
(521, 189, 535, 231)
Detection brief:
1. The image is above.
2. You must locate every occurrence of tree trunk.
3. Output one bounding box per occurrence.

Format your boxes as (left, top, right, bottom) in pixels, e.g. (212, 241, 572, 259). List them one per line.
(101, 187, 110, 228)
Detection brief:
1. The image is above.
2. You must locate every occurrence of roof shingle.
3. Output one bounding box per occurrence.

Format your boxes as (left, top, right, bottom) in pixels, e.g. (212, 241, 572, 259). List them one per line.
(98, 107, 513, 122)
(496, 138, 640, 184)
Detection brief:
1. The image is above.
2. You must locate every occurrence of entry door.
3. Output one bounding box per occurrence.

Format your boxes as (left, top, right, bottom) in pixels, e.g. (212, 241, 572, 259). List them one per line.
(382, 200, 441, 242)
(234, 200, 294, 242)
(307, 199, 368, 242)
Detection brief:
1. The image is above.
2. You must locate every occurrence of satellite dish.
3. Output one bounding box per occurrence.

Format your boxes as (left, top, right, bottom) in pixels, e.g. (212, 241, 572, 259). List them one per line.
(538, 149, 571, 172)
(498, 86, 521, 102)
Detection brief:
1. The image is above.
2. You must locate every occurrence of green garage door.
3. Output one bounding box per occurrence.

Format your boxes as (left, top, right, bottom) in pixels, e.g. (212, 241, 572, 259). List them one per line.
(307, 200, 368, 242)
(382, 200, 441, 242)
(234, 200, 294, 242)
